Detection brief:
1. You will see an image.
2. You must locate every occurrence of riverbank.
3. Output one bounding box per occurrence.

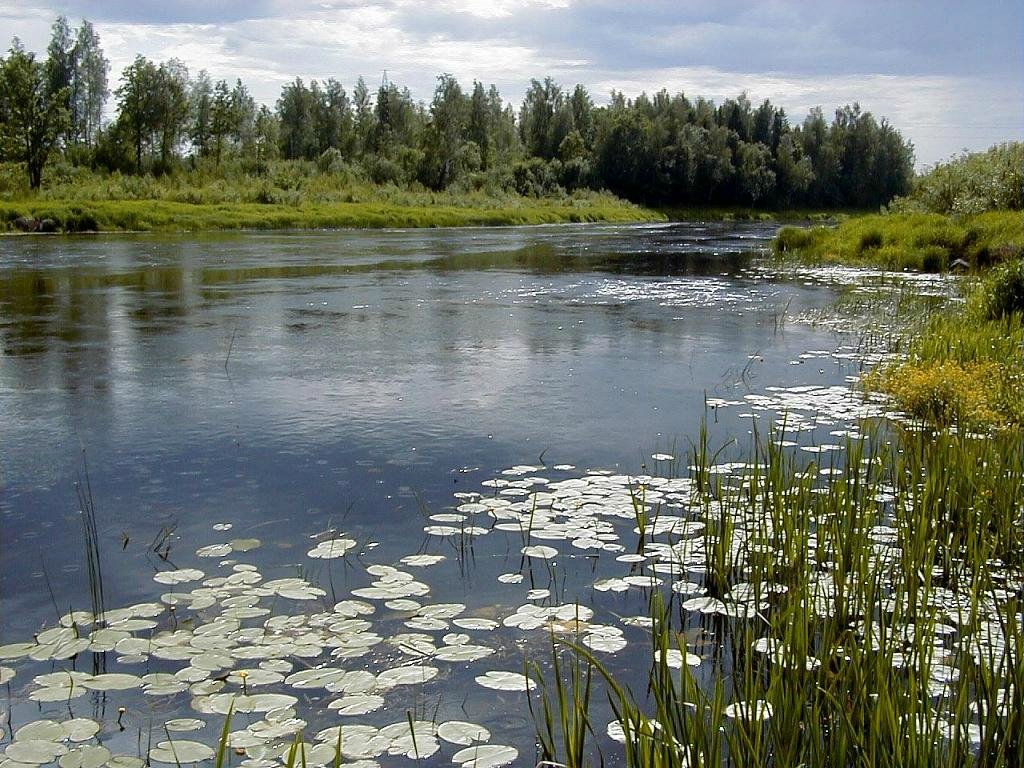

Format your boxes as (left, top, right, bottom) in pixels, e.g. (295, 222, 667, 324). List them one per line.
(773, 210, 1024, 431)
(775, 210, 1023, 271)
(0, 195, 667, 233)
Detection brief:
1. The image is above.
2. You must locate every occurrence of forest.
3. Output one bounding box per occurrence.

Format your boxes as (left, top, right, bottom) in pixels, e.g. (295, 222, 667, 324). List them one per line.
(1, 15, 915, 210)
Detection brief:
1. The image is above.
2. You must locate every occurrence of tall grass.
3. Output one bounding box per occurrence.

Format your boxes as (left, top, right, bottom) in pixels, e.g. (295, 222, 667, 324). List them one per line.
(0, 160, 663, 233)
(532, 420, 1023, 767)
(774, 211, 1023, 272)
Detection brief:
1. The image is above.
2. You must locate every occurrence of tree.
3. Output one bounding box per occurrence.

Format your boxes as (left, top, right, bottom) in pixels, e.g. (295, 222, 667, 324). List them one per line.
(73, 20, 108, 147)
(189, 70, 213, 157)
(420, 73, 466, 189)
(735, 141, 776, 204)
(373, 76, 419, 157)
(114, 56, 188, 172)
(519, 77, 563, 159)
(115, 55, 159, 172)
(0, 41, 70, 188)
(45, 15, 76, 139)
(210, 78, 235, 164)
(352, 76, 373, 156)
(44, 16, 108, 148)
(154, 59, 189, 168)
(277, 78, 316, 159)
(250, 104, 278, 173)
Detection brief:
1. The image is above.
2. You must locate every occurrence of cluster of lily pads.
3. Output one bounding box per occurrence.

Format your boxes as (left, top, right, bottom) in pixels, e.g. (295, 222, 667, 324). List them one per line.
(3, 386, 1021, 767)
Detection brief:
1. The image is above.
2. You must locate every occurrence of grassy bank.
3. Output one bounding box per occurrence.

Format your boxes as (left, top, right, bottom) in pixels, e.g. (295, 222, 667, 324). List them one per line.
(0, 195, 663, 233)
(867, 260, 1024, 431)
(775, 211, 1024, 272)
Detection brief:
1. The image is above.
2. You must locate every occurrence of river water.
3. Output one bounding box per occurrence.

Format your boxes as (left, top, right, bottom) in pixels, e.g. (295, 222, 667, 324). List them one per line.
(0, 222, 877, 764)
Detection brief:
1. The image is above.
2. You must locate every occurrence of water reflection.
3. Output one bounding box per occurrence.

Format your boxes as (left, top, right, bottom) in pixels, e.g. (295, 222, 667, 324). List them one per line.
(1, 222, 851, 644)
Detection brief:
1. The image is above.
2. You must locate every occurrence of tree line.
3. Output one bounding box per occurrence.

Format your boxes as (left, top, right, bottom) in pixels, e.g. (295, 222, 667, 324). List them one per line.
(1, 15, 915, 208)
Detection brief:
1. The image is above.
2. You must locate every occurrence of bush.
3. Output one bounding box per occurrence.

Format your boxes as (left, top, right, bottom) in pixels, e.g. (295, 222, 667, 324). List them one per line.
(773, 226, 820, 253)
(872, 360, 1002, 429)
(972, 258, 1024, 319)
(857, 229, 883, 252)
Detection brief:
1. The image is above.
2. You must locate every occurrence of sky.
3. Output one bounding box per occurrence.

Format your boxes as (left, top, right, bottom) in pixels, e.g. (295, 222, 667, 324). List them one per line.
(1, 0, 1021, 167)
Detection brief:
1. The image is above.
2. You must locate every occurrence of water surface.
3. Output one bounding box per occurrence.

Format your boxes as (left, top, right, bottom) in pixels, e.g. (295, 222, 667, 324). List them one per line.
(0, 222, 866, 762)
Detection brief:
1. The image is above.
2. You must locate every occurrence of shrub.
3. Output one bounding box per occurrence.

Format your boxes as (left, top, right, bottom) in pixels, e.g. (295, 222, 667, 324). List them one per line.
(857, 229, 883, 252)
(972, 258, 1024, 319)
(873, 360, 1002, 428)
(773, 226, 820, 253)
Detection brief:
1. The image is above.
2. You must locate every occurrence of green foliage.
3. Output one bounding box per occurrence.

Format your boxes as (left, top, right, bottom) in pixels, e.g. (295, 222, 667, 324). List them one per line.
(0, 42, 70, 188)
(890, 142, 1024, 215)
(4, 15, 920, 213)
(538, 422, 1024, 767)
(773, 211, 1024, 272)
(970, 258, 1024, 320)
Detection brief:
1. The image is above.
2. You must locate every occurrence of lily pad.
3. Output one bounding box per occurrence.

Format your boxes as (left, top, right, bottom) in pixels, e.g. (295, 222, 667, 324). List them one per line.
(148, 740, 214, 764)
(474, 670, 536, 692)
(164, 719, 206, 733)
(452, 744, 518, 768)
(59, 746, 111, 768)
(153, 568, 205, 585)
(437, 721, 490, 746)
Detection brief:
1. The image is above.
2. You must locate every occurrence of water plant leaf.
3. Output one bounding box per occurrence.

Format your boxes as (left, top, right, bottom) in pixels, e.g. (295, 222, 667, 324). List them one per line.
(153, 568, 205, 585)
(451, 618, 499, 631)
(451, 744, 517, 768)
(59, 746, 111, 768)
(375, 665, 439, 688)
(148, 740, 215, 763)
(14, 721, 66, 742)
(327, 695, 385, 715)
(307, 538, 356, 559)
(474, 671, 535, 692)
(723, 700, 774, 721)
(437, 721, 490, 746)
(5, 741, 70, 763)
(81, 673, 142, 691)
(520, 545, 558, 559)
(61, 719, 101, 742)
(164, 719, 206, 733)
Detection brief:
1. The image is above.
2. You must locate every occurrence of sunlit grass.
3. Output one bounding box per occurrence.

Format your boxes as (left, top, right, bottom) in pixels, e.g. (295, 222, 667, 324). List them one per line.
(774, 211, 1023, 272)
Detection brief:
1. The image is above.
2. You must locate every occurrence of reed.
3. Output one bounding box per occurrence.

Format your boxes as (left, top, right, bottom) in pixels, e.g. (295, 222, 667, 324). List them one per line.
(531, 417, 1023, 767)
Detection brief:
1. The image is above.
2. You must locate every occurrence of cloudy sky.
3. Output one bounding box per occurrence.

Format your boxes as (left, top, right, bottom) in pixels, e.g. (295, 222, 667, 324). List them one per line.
(2, 0, 1021, 166)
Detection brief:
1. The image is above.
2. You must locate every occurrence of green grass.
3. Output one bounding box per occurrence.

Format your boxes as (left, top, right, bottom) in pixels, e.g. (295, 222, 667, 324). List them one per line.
(0, 160, 664, 233)
(0, 196, 662, 233)
(774, 211, 1024, 272)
